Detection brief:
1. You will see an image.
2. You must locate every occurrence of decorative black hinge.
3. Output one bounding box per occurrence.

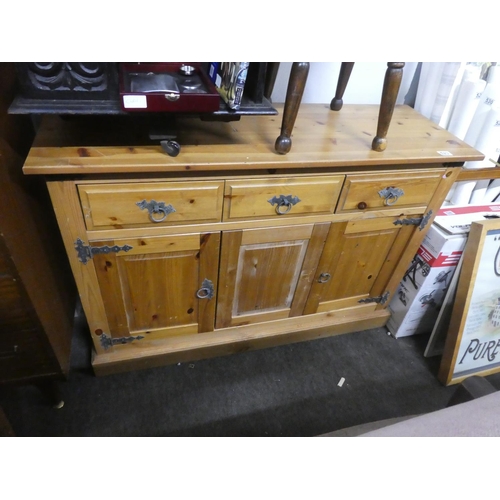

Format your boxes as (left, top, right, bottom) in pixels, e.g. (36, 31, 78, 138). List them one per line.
(75, 238, 133, 264)
(393, 210, 433, 231)
(99, 333, 145, 350)
(358, 291, 390, 305)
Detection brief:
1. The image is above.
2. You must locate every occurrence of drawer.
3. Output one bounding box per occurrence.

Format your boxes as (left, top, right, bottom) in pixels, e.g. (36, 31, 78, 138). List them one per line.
(336, 169, 445, 213)
(78, 181, 224, 230)
(0, 329, 55, 381)
(223, 175, 344, 221)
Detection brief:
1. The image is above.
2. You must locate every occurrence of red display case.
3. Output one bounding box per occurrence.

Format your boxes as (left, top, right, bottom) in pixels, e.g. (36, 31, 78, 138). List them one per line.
(119, 63, 220, 113)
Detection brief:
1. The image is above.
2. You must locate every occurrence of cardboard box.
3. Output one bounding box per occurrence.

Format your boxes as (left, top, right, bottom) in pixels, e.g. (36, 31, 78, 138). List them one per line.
(387, 204, 500, 338)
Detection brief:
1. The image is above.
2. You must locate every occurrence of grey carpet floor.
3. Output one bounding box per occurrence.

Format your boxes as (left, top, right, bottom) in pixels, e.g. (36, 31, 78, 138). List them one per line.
(5, 305, 497, 436)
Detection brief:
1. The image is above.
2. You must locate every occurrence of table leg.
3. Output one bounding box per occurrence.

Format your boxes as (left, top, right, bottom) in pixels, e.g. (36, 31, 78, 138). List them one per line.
(372, 62, 405, 152)
(330, 62, 355, 111)
(275, 62, 310, 154)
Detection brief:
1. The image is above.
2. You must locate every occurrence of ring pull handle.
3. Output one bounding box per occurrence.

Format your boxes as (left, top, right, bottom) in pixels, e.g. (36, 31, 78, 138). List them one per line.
(268, 194, 301, 215)
(196, 279, 214, 299)
(378, 187, 404, 206)
(136, 200, 176, 223)
(317, 272, 331, 283)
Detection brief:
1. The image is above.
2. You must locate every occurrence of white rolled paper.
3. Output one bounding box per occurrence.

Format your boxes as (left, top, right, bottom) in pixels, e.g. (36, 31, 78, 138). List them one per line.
(484, 179, 500, 203)
(430, 62, 465, 128)
(449, 180, 478, 205)
(447, 78, 486, 140)
(469, 179, 492, 204)
(464, 104, 500, 169)
(464, 67, 500, 147)
(415, 63, 445, 119)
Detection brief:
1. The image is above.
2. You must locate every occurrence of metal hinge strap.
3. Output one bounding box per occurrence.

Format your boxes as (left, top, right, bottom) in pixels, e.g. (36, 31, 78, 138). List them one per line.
(393, 210, 433, 231)
(75, 238, 133, 264)
(99, 333, 145, 350)
(358, 291, 390, 305)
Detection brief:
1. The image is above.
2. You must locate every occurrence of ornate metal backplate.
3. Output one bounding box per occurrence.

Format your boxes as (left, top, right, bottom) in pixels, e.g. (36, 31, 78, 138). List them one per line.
(196, 279, 215, 299)
(267, 194, 301, 214)
(136, 200, 176, 223)
(378, 187, 405, 206)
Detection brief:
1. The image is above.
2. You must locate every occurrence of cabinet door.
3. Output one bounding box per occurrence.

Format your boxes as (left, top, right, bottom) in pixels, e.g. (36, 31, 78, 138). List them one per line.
(216, 224, 329, 328)
(91, 232, 220, 342)
(304, 217, 417, 314)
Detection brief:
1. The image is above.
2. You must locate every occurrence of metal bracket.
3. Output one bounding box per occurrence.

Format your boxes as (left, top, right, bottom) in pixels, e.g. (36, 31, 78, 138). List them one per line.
(358, 291, 390, 305)
(393, 210, 433, 231)
(99, 333, 145, 350)
(75, 238, 133, 264)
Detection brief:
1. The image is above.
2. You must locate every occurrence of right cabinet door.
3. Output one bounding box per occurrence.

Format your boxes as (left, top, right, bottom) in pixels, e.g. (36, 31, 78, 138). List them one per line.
(304, 216, 418, 314)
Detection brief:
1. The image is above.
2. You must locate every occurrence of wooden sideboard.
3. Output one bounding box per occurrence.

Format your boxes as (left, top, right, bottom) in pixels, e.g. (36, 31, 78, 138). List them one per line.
(22, 104, 483, 376)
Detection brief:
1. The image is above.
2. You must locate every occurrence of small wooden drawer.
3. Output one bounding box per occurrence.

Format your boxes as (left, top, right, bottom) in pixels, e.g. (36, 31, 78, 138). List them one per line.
(78, 180, 224, 230)
(223, 175, 344, 221)
(336, 169, 445, 213)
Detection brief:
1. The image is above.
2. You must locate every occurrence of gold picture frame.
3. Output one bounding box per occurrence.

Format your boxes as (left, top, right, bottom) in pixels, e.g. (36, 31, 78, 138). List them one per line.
(439, 219, 500, 385)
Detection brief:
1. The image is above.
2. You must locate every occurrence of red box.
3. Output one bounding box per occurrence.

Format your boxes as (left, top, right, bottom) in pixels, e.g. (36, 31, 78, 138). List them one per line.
(119, 63, 220, 113)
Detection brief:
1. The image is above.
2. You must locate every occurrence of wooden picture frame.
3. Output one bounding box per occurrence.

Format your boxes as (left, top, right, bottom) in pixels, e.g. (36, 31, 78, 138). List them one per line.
(439, 219, 500, 385)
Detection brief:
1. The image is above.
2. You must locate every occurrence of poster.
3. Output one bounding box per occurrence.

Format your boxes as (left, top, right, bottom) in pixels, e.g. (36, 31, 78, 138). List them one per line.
(439, 220, 500, 384)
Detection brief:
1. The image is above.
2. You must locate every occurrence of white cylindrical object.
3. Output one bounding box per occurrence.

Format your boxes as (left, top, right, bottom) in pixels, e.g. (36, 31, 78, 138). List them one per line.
(447, 78, 486, 140)
(469, 179, 491, 204)
(464, 78, 500, 147)
(464, 104, 500, 169)
(449, 181, 477, 205)
(430, 62, 464, 128)
(415, 63, 445, 119)
(484, 179, 500, 203)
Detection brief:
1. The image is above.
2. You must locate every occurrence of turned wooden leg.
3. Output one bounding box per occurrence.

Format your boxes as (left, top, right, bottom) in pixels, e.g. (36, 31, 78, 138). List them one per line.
(372, 62, 405, 152)
(330, 62, 355, 111)
(264, 62, 280, 100)
(275, 62, 310, 155)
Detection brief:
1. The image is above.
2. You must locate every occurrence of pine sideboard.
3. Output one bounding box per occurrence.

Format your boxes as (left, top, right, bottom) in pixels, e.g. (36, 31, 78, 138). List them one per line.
(22, 104, 483, 375)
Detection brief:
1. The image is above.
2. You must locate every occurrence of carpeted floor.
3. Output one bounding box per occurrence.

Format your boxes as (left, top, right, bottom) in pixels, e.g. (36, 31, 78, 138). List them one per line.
(1, 307, 494, 437)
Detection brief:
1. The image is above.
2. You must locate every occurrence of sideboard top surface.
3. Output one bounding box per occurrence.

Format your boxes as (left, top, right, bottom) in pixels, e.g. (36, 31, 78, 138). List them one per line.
(23, 104, 484, 175)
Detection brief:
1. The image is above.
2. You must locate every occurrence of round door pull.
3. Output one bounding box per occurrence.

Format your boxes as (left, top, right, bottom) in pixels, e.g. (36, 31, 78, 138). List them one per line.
(357, 202, 367, 210)
(317, 272, 331, 283)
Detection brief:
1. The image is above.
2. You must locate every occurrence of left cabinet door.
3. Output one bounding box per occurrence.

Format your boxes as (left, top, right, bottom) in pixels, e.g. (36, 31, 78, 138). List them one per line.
(90, 232, 220, 343)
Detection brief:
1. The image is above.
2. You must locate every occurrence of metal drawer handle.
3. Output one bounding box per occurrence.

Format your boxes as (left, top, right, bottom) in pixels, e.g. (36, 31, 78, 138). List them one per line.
(317, 272, 331, 283)
(196, 279, 214, 299)
(268, 194, 301, 215)
(165, 92, 180, 102)
(136, 200, 176, 223)
(378, 187, 404, 206)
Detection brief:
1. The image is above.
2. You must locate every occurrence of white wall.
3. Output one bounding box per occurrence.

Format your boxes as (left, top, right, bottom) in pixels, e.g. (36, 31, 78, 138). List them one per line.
(270, 62, 418, 105)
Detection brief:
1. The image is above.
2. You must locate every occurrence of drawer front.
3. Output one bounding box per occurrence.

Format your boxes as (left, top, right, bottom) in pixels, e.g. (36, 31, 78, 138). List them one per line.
(223, 175, 344, 221)
(336, 169, 445, 213)
(0, 329, 55, 382)
(78, 181, 224, 229)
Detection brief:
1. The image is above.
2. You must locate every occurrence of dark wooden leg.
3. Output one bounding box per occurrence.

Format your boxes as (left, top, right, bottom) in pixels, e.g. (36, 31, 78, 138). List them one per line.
(330, 62, 355, 111)
(35, 380, 65, 409)
(275, 62, 310, 155)
(0, 405, 15, 436)
(264, 62, 280, 100)
(372, 62, 405, 152)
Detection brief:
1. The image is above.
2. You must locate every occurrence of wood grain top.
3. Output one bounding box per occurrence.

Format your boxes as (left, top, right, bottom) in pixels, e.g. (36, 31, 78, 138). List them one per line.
(23, 104, 484, 175)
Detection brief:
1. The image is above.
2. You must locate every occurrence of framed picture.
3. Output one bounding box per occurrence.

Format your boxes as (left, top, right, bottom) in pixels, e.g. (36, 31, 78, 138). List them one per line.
(438, 219, 500, 385)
